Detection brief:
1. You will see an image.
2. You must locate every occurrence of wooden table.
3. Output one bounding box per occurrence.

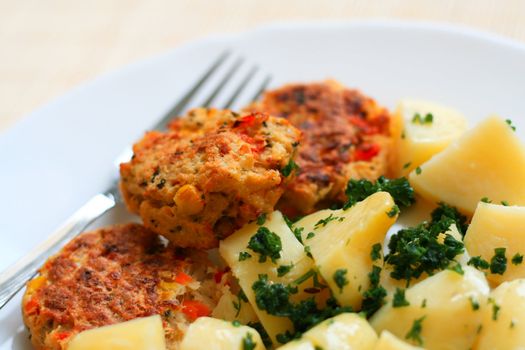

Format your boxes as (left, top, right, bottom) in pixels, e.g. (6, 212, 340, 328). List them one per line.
(1, 0, 524, 132)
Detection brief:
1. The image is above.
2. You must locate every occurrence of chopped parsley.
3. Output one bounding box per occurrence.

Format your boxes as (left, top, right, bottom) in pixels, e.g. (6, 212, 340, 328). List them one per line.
(371, 243, 382, 261)
(469, 297, 480, 311)
(387, 205, 400, 218)
(292, 226, 304, 244)
(385, 206, 465, 283)
(281, 159, 299, 177)
(415, 167, 422, 175)
(512, 253, 524, 265)
(421, 299, 427, 308)
(403, 162, 412, 169)
(239, 252, 252, 261)
(481, 197, 492, 203)
(247, 322, 272, 348)
(405, 316, 426, 346)
(232, 320, 241, 327)
(306, 232, 315, 239)
(314, 214, 344, 228)
(449, 262, 464, 275)
(489, 298, 501, 321)
(468, 256, 490, 270)
(430, 202, 469, 236)
(501, 200, 510, 206)
(256, 213, 267, 225)
(304, 245, 313, 259)
(242, 333, 257, 350)
(277, 264, 294, 277)
(251, 275, 351, 344)
(361, 265, 387, 317)
(490, 248, 507, 275)
(247, 227, 282, 263)
(506, 119, 516, 132)
(343, 176, 415, 209)
(393, 288, 410, 308)
(333, 269, 349, 293)
(412, 112, 434, 125)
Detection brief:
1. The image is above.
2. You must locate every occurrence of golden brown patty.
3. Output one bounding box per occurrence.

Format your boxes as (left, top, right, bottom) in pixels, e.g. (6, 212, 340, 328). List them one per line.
(22, 224, 227, 350)
(120, 108, 301, 249)
(247, 80, 392, 217)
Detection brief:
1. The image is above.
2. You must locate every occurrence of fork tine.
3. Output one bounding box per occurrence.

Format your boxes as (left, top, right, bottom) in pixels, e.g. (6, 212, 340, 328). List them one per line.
(221, 66, 259, 109)
(202, 57, 244, 108)
(154, 50, 230, 130)
(250, 75, 272, 102)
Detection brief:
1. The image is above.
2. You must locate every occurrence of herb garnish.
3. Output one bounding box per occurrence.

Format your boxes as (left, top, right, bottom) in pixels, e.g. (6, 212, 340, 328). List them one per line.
(371, 243, 382, 261)
(412, 113, 434, 125)
(247, 227, 282, 263)
(430, 202, 469, 236)
(481, 197, 492, 203)
(449, 262, 464, 275)
(344, 176, 415, 209)
(403, 162, 412, 169)
(387, 205, 400, 218)
(277, 264, 294, 277)
(469, 297, 480, 311)
(385, 205, 465, 283)
(306, 232, 315, 239)
(333, 269, 349, 293)
(314, 214, 344, 228)
(512, 253, 524, 265)
(361, 265, 387, 317)
(393, 288, 410, 308)
(281, 159, 299, 177)
(506, 119, 516, 132)
(415, 167, 422, 175)
(256, 213, 267, 225)
(239, 252, 252, 261)
(501, 200, 510, 206)
(468, 256, 490, 270)
(242, 333, 257, 350)
(232, 320, 241, 327)
(405, 316, 426, 345)
(490, 248, 507, 275)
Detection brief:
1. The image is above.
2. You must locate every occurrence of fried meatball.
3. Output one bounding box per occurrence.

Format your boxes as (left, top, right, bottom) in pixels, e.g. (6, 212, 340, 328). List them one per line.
(246, 80, 392, 217)
(22, 224, 228, 350)
(120, 108, 301, 249)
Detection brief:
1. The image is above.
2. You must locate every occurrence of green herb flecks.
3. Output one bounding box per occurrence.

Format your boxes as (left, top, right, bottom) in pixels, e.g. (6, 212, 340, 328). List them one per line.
(415, 167, 422, 175)
(277, 264, 294, 277)
(405, 316, 426, 346)
(333, 269, 349, 293)
(242, 332, 257, 350)
(232, 320, 241, 327)
(306, 232, 315, 239)
(412, 113, 434, 125)
(371, 243, 382, 261)
(481, 197, 492, 203)
(361, 265, 387, 317)
(387, 205, 400, 218)
(469, 297, 480, 311)
(506, 119, 517, 132)
(281, 159, 300, 177)
(512, 253, 524, 265)
(490, 248, 507, 275)
(430, 202, 469, 236)
(344, 176, 415, 209)
(449, 262, 464, 275)
(468, 256, 490, 270)
(256, 213, 267, 225)
(239, 252, 252, 261)
(247, 227, 282, 263)
(314, 214, 344, 228)
(393, 288, 410, 308)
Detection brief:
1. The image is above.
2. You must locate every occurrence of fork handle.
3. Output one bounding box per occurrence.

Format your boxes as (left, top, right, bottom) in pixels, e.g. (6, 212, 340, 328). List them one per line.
(0, 193, 116, 309)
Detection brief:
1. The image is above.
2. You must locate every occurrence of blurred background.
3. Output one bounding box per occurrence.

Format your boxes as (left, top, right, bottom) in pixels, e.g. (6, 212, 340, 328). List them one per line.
(1, 0, 524, 132)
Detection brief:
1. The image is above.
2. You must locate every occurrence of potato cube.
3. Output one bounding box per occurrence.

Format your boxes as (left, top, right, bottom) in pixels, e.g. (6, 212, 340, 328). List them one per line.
(374, 331, 423, 350)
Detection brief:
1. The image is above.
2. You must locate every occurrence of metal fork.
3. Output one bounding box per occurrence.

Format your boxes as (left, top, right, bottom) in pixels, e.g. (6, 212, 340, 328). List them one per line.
(0, 51, 272, 309)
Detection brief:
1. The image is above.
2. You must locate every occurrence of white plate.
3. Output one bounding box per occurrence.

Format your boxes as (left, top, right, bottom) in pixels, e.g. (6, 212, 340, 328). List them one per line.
(1, 20, 525, 349)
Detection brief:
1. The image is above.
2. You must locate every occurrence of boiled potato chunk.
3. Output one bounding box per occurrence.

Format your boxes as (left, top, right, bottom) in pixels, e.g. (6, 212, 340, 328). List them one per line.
(464, 202, 525, 287)
(409, 116, 525, 214)
(393, 99, 467, 176)
(295, 192, 397, 309)
(211, 288, 258, 324)
(371, 267, 490, 350)
(374, 331, 423, 350)
(301, 313, 378, 350)
(276, 339, 316, 350)
(475, 279, 525, 350)
(180, 317, 264, 350)
(67, 315, 166, 350)
(219, 211, 326, 344)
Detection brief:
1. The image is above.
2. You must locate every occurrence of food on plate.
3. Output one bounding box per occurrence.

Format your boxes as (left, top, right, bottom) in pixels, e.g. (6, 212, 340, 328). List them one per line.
(373, 330, 423, 350)
(292, 192, 398, 310)
(67, 315, 166, 350)
(464, 201, 525, 287)
(22, 224, 228, 350)
(277, 313, 378, 350)
(247, 80, 392, 217)
(370, 267, 490, 349)
(211, 287, 259, 325)
(474, 279, 525, 350)
(219, 211, 331, 344)
(391, 98, 467, 177)
(409, 116, 525, 214)
(120, 108, 301, 249)
(179, 317, 265, 350)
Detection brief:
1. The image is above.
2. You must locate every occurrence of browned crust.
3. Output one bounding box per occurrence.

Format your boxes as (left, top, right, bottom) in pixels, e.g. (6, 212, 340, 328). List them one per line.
(119, 108, 301, 249)
(246, 80, 392, 217)
(22, 224, 226, 350)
